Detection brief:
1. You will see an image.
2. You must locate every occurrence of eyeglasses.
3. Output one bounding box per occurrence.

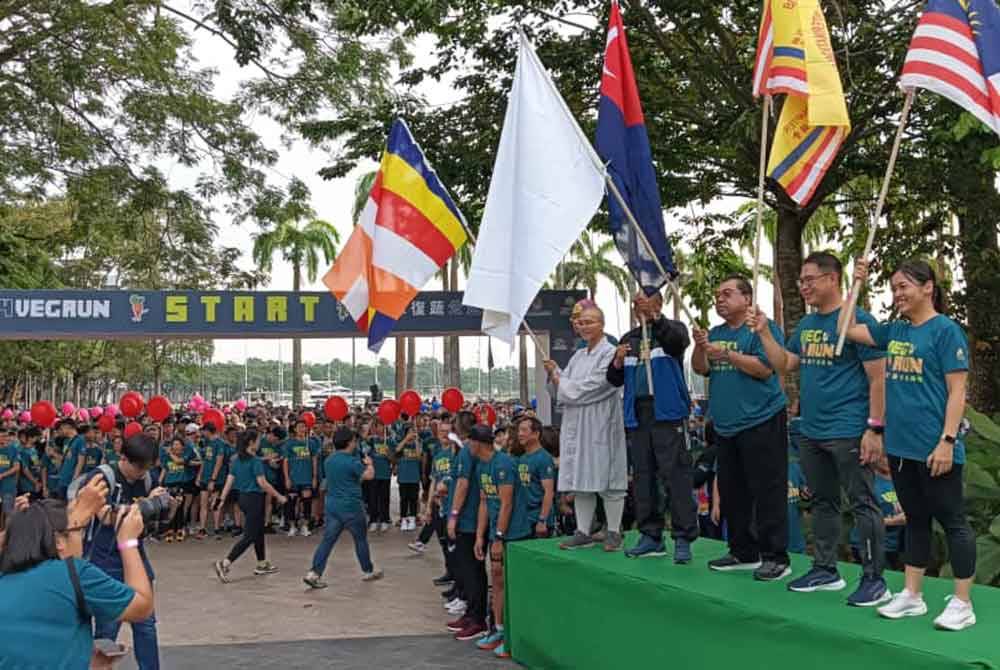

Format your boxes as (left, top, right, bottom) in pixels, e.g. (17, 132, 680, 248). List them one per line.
(796, 273, 833, 289)
(575, 319, 600, 326)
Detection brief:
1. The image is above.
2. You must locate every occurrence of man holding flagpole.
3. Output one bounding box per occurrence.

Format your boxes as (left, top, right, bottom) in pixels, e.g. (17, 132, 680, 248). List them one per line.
(596, 0, 698, 561)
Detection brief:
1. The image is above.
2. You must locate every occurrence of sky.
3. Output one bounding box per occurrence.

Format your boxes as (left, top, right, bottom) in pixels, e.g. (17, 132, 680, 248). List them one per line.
(166, 20, 778, 379)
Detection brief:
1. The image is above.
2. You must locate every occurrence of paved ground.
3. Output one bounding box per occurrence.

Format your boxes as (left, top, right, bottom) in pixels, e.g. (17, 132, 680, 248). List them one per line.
(110, 519, 515, 669)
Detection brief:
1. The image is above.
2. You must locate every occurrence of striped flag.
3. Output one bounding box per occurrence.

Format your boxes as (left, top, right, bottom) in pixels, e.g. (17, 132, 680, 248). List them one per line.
(900, 0, 1000, 137)
(323, 119, 468, 352)
(752, 0, 851, 205)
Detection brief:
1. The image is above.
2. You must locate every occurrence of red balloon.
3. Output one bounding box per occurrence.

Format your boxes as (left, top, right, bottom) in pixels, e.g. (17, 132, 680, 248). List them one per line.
(119, 392, 145, 418)
(147, 395, 172, 423)
(123, 422, 142, 439)
(442, 387, 464, 413)
(377, 399, 401, 425)
(30, 401, 58, 428)
(301, 411, 316, 429)
(324, 396, 349, 421)
(201, 408, 225, 432)
(97, 414, 115, 434)
(399, 390, 422, 417)
(477, 404, 497, 426)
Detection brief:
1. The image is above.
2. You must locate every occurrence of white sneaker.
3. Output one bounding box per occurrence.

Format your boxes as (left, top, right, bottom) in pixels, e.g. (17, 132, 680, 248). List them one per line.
(877, 589, 928, 619)
(447, 601, 468, 614)
(286, 526, 298, 537)
(379, 522, 390, 532)
(934, 596, 976, 631)
(368, 522, 377, 532)
(362, 568, 384, 582)
(408, 541, 426, 554)
(444, 597, 463, 610)
(408, 518, 416, 531)
(299, 524, 312, 537)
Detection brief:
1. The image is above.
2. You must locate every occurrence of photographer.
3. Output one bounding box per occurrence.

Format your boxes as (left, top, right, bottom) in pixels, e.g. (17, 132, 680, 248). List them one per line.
(0, 477, 154, 669)
(78, 434, 172, 670)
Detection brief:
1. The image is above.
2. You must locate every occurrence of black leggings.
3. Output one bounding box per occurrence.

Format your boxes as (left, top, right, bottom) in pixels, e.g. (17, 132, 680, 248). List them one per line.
(228, 492, 266, 563)
(369, 479, 391, 523)
(399, 482, 420, 517)
(889, 456, 976, 579)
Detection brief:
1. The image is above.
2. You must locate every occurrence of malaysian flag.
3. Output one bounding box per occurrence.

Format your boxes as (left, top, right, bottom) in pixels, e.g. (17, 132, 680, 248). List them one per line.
(900, 0, 1000, 136)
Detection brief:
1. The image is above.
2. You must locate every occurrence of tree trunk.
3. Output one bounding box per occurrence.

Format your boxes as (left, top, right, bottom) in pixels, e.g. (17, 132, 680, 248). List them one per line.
(518, 332, 529, 404)
(406, 337, 416, 389)
(290, 267, 304, 408)
(395, 336, 407, 397)
(449, 259, 461, 387)
(775, 207, 807, 404)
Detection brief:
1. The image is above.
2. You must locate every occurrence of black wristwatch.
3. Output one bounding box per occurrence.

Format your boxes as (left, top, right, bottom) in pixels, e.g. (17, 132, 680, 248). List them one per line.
(867, 425, 884, 436)
(942, 434, 956, 445)
(494, 530, 505, 542)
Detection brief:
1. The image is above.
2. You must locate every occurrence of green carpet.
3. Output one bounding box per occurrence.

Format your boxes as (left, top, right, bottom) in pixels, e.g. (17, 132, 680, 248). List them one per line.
(505, 535, 999, 670)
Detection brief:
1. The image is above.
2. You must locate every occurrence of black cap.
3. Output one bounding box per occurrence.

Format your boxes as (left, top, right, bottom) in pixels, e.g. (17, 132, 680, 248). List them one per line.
(469, 424, 494, 444)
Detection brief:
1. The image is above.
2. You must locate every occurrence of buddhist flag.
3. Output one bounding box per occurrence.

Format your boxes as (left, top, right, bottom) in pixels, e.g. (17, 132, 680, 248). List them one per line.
(323, 119, 468, 352)
(753, 0, 851, 205)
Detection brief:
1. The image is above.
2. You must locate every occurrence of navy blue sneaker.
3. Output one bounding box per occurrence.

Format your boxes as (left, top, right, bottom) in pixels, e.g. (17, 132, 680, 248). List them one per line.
(624, 534, 667, 559)
(674, 538, 692, 564)
(787, 566, 847, 593)
(847, 576, 892, 607)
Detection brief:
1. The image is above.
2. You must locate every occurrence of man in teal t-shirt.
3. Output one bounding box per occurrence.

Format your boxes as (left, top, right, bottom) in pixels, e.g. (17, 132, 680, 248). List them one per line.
(395, 424, 424, 531)
(304, 427, 381, 587)
(447, 413, 486, 638)
(282, 419, 317, 536)
(57, 421, 87, 497)
(82, 425, 104, 474)
(515, 416, 556, 536)
(751, 251, 890, 606)
(0, 429, 21, 515)
(367, 424, 394, 530)
(693, 274, 789, 582)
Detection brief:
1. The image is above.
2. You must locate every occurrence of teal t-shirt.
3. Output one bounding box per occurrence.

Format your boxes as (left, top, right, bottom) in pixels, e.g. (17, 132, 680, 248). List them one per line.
(0, 558, 134, 670)
(103, 441, 120, 468)
(162, 451, 191, 485)
(788, 307, 884, 440)
(429, 440, 451, 484)
(258, 438, 283, 484)
(480, 451, 531, 540)
(42, 447, 62, 493)
(58, 435, 87, 488)
(518, 448, 555, 526)
(870, 315, 969, 464)
(395, 439, 424, 484)
(454, 445, 481, 533)
(368, 438, 394, 480)
(787, 460, 806, 554)
(283, 439, 316, 486)
(707, 322, 787, 437)
(18, 446, 42, 494)
(324, 451, 365, 515)
(83, 443, 104, 473)
(198, 438, 228, 485)
(231, 455, 265, 493)
(0, 444, 20, 495)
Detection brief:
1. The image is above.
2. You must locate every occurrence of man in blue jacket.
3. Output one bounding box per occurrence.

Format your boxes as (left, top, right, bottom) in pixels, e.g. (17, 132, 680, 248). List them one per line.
(607, 287, 698, 562)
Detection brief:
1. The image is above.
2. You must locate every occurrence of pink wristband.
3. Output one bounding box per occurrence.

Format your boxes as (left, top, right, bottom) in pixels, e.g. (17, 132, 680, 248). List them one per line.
(118, 539, 139, 551)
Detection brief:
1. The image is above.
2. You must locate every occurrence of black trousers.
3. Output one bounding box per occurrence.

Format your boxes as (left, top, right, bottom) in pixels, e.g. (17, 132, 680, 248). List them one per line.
(628, 400, 698, 542)
(455, 531, 487, 624)
(228, 492, 266, 563)
(399, 482, 420, 517)
(369, 479, 391, 523)
(889, 456, 976, 579)
(716, 410, 789, 564)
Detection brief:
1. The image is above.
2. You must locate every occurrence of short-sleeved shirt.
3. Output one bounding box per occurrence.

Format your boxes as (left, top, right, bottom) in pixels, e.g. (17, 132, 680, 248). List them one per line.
(396, 439, 424, 484)
(368, 439, 394, 480)
(518, 448, 556, 526)
(199, 438, 228, 485)
(870, 315, 969, 463)
(231, 455, 265, 493)
(324, 451, 365, 515)
(787, 461, 806, 554)
(0, 444, 20, 495)
(83, 443, 104, 473)
(707, 322, 787, 437)
(42, 447, 62, 492)
(18, 446, 42, 494)
(0, 558, 135, 670)
(103, 442, 120, 468)
(258, 438, 283, 484)
(283, 439, 316, 486)
(430, 440, 452, 484)
(850, 474, 902, 553)
(480, 451, 531, 540)
(788, 307, 884, 440)
(454, 445, 481, 534)
(162, 451, 191, 485)
(58, 435, 87, 488)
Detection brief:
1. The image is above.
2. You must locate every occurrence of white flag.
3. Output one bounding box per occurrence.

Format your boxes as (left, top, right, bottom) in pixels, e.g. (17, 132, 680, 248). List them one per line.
(462, 32, 607, 345)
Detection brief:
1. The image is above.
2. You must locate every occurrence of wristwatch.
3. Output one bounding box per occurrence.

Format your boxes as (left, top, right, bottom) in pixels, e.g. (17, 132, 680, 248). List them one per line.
(494, 530, 505, 542)
(942, 434, 956, 444)
(866, 418, 884, 435)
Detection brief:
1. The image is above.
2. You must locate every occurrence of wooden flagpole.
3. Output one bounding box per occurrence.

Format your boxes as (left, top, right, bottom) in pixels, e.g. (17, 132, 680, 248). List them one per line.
(751, 95, 771, 303)
(834, 88, 916, 356)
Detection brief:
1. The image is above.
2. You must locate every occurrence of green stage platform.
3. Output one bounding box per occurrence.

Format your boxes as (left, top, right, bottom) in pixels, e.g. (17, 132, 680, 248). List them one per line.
(506, 535, 999, 670)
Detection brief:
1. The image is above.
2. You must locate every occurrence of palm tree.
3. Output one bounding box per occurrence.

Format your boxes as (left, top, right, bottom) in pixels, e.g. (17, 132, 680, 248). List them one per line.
(559, 230, 631, 303)
(252, 215, 339, 407)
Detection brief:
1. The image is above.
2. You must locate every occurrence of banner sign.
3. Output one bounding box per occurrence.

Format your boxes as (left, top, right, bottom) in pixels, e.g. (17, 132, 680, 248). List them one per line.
(0, 290, 584, 344)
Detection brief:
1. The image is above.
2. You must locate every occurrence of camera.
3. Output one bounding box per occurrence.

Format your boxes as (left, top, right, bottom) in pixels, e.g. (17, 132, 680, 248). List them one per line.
(68, 464, 174, 536)
(130, 493, 173, 535)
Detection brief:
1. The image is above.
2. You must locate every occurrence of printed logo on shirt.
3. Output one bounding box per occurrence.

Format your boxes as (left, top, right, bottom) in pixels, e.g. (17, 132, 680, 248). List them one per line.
(0, 454, 9, 468)
(956, 347, 966, 361)
(788, 480, 800, 505)
(434, 456, 451, 475)
(798, 329, 836, 366)
(518, 463, 531, 486)
(480, 472, 498, 497)
(291, 446, 310, 459)
(886, 340, 924, 383)
(710, 340, 741, 372)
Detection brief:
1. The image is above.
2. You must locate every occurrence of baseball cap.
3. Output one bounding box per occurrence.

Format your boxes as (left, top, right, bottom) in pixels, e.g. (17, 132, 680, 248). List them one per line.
(184, 423, 199, 435)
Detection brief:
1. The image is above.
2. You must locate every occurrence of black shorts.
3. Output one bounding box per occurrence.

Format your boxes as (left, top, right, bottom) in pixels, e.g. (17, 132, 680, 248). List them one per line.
(225, 489, 239, 505)
(288, 485, 313, 497)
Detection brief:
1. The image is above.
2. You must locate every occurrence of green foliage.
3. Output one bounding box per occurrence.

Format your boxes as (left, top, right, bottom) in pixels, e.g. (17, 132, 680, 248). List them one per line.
(558, 230, 630, 302)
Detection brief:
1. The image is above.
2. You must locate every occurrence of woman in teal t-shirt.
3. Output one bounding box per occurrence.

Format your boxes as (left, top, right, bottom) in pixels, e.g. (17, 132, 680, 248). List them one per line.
(0, 483, 153, 669)
(845, 258, 976, 631)
(214, 429, 288, 583)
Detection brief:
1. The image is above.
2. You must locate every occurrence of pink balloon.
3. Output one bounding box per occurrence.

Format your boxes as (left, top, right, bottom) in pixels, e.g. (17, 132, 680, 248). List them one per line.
(106, 403, 119, 416)
(223, 407, 232, 415)
(18, 411, 31, 423)
(78, 408, 90, 421)
(1, 409, 12, 420)
(234, 399, 247, 411)
(90, 406, 103, 417)
(61, 402, 76, 416)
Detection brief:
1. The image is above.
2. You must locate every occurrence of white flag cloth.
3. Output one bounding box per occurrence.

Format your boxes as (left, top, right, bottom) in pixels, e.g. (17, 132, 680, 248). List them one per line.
(462, 32, 607, 344)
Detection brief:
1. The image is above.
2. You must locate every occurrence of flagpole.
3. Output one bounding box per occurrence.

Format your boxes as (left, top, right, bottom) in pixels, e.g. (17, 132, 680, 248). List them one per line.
(751, 95, 771, 302)
(835, 88, 916, 356)
(604, 174, 697, 324)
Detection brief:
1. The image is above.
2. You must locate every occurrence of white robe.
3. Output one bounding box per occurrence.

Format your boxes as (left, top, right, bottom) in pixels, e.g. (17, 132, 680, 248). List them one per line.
(548, 338, 628, 493)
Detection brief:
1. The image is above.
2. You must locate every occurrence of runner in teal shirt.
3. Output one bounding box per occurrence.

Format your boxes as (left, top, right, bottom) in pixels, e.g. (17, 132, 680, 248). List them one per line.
(368, 436, 394, 481)
(515, 417, 556, 533)
(0, 432, 21, 501)
(453, 443, 480, 534)
(479, 449, 531, 540)
(58, 428, 87, 491)
(231, 454, 265, 493)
